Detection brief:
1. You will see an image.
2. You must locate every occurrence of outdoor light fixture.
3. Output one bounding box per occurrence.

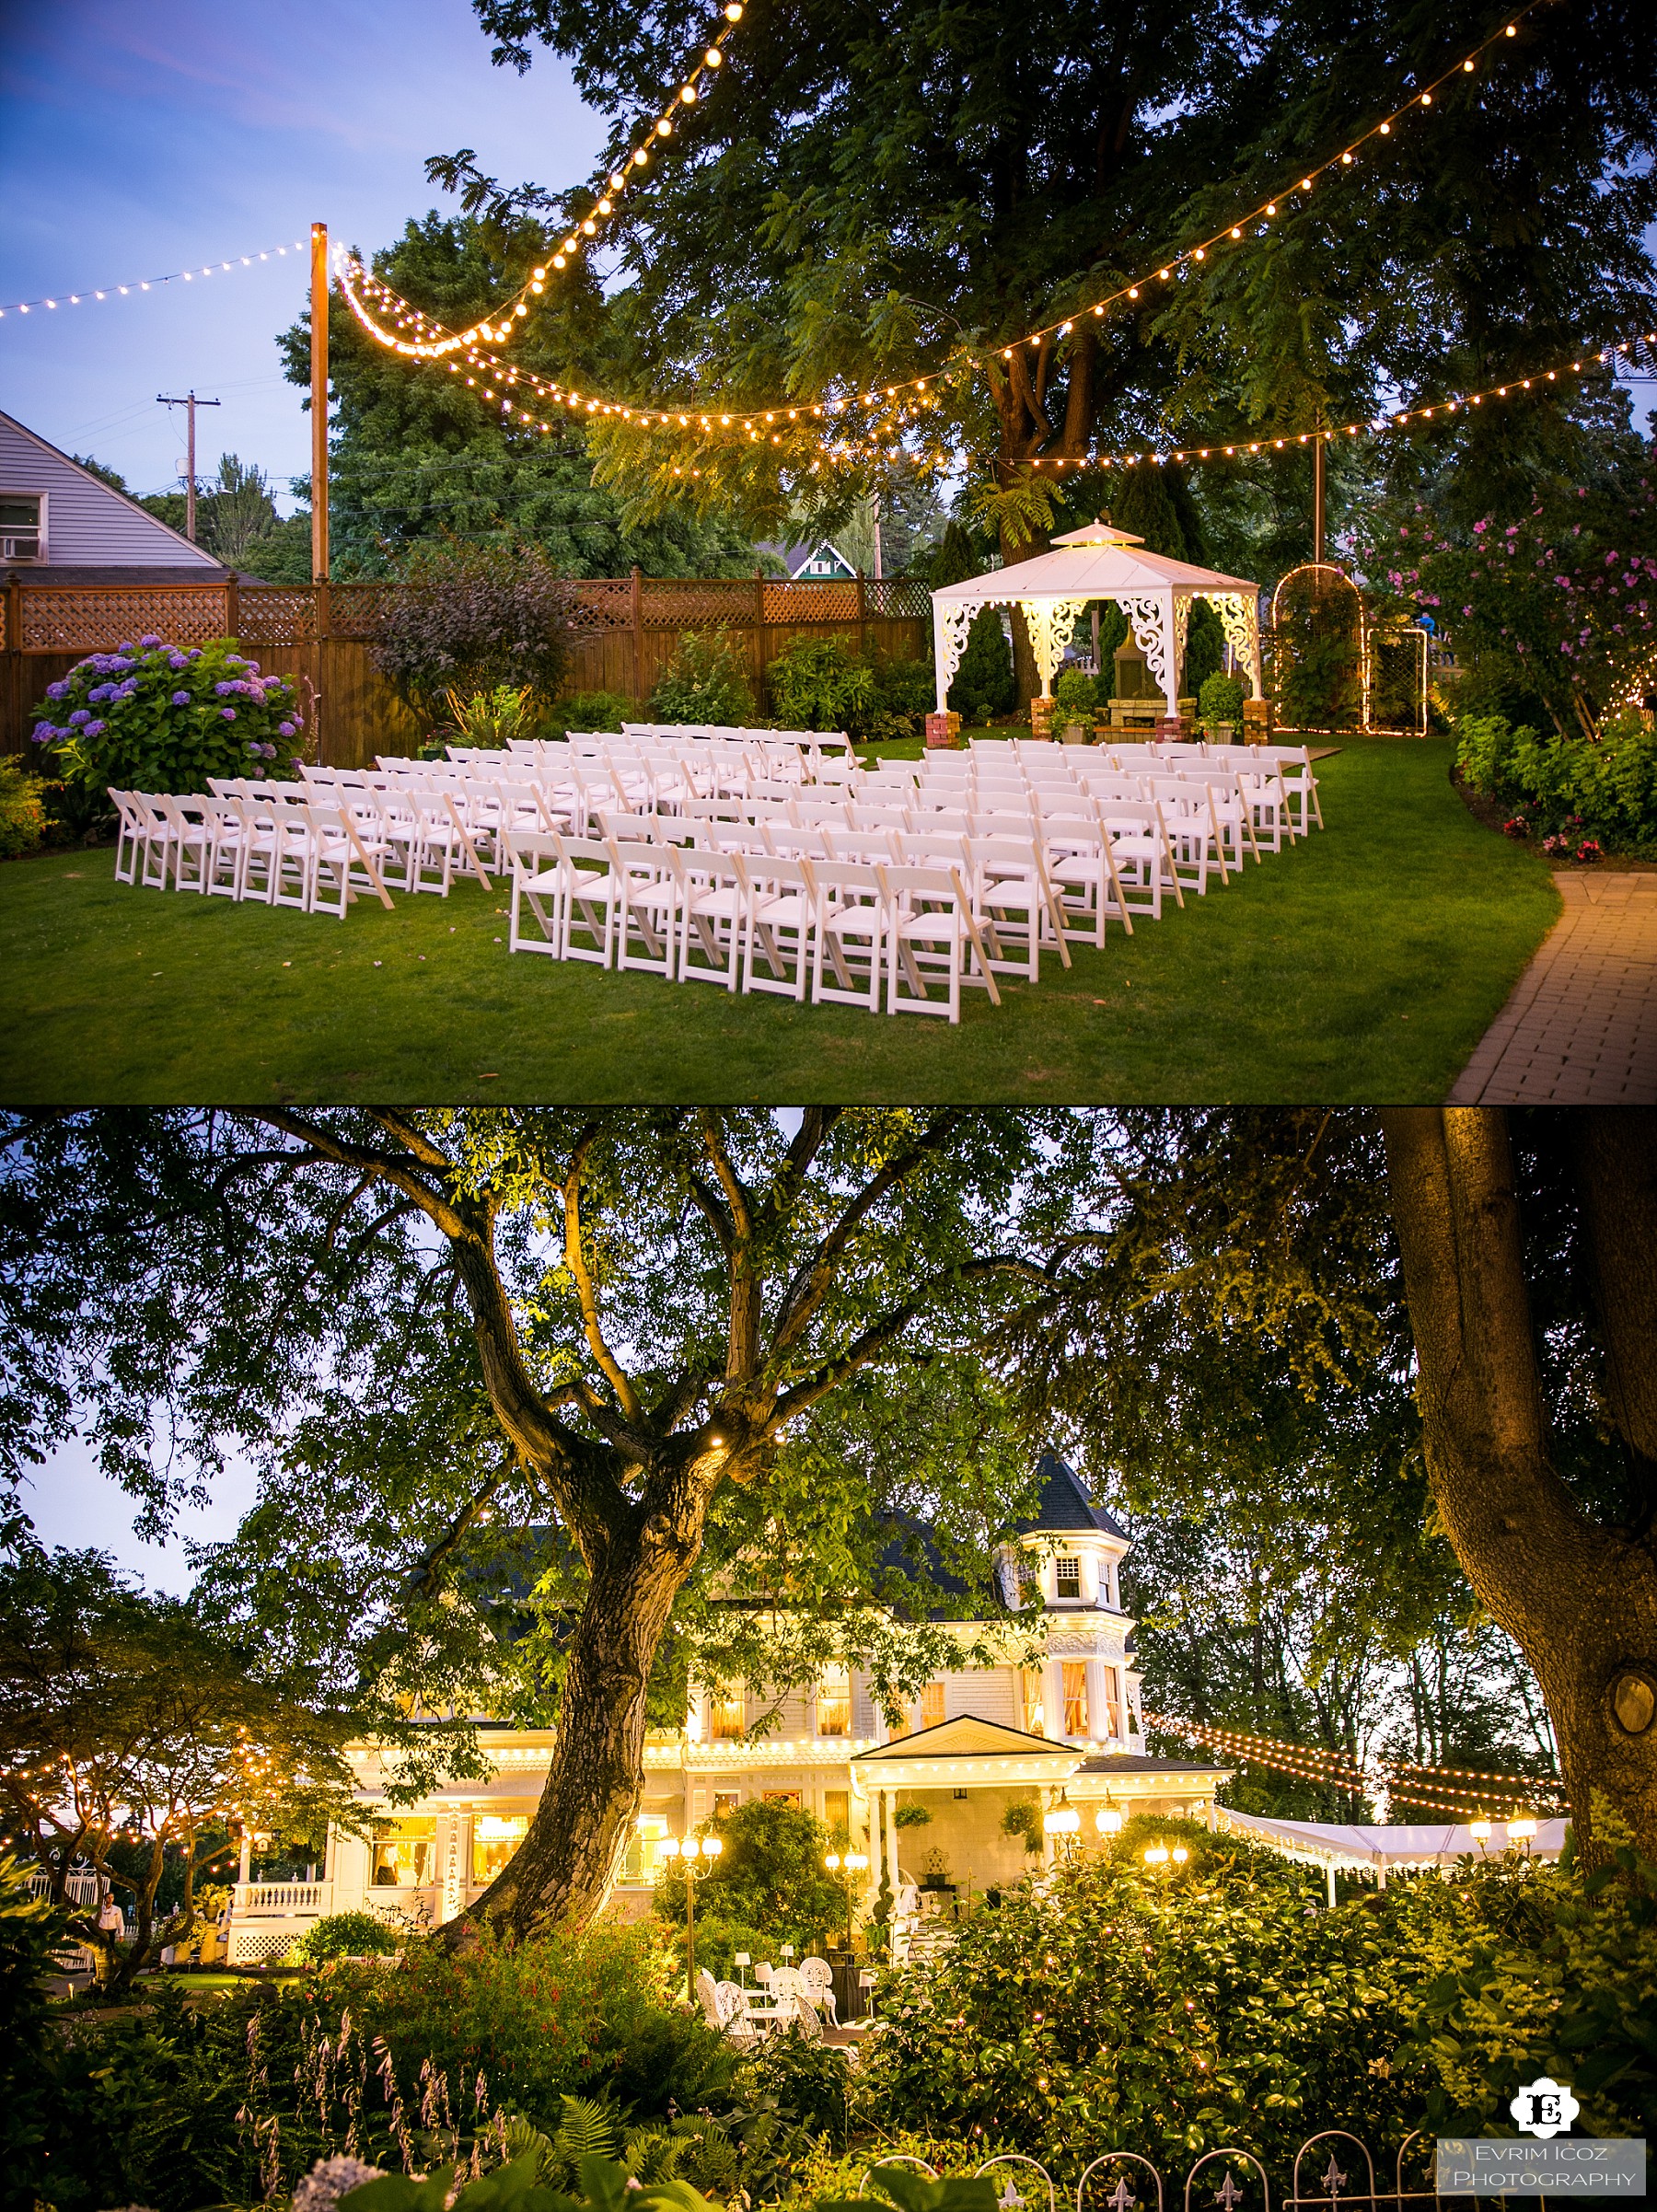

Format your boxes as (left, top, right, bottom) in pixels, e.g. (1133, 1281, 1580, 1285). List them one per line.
(1508, 1813, 1537, 1845)
(1095, 1804, 1124, 1836)
(1042, 1806, 1081, 1835)
(825, 1852, 841, 1871)
(1171, 1846, 1189, 1865)
(1144, 1844, 1171, 1866)
(1469, 1816, 1492, 1840)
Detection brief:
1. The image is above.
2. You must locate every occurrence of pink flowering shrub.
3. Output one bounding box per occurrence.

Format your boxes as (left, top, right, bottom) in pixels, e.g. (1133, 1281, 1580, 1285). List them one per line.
(1373, 479, 1657, 735)
(30, 634, 303, 800)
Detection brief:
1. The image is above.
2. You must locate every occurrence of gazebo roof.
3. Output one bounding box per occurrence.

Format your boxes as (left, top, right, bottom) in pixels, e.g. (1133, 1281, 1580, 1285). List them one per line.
(931, 521, 1258, 605)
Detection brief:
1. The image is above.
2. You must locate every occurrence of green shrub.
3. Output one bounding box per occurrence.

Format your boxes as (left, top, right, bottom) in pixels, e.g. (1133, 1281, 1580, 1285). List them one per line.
(374, 539, 575, 711)
(556, 689, 634, 735)
(1185, 596, 1226, 697)
(947, 608, 1014, 724)
(1454, 710, 1657, 853)
(1050, 667, 1097, 725)
(648, 630, 756, 725)
(0, 755, 50, 857)
(1199, 672, 1247, 732)
(766, 637, 877, 735)
(29, 634, 302, 800)
(869, 650, 936, 743)
(292, 1908, 403, 1965)
(655, 1801, 846, 1974)
(443, 683, 540, 748)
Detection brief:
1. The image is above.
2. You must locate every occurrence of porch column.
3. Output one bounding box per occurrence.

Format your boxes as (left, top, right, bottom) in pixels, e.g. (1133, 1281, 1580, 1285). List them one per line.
(238, 1833, 251, 1885)
(933, 603, 950, 713)
(884, 1790, 900, 1890)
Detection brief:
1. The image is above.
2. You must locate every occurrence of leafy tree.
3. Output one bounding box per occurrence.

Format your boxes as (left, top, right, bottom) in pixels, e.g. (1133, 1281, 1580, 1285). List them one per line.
(654, 1799, 846, 1968)
(0, 1110, 1107, 1944)
(946, 611, 1014, 724)
(1005, 1107, 1656, 1859)
(277, 214, 765, 579)
(647, 629, 756, 722)
(0, 1537, 356, 1993)
(447, 0, 1657, 712)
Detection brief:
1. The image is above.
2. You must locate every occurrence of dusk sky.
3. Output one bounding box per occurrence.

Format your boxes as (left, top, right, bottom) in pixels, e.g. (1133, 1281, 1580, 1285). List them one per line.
(0, 0, 602, 504)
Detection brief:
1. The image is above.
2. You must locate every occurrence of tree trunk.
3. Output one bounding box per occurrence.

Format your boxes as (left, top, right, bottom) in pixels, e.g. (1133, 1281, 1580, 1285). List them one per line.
(450, 1464, 713, 1946)
(1380, 1106, 1657, 1859)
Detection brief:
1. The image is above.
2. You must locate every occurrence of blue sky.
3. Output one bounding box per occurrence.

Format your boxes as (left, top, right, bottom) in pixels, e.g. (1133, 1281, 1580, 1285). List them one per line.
(0, 0, 601, 505)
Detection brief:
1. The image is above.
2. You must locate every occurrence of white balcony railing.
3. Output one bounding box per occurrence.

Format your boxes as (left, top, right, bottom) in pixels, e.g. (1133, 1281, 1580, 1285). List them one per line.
(234, 1880, 332, 1917)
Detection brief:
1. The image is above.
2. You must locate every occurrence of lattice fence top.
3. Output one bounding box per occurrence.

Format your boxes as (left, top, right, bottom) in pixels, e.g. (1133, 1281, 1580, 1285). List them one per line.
(19, 585, 229, 654)
(10, 573, 931, 654)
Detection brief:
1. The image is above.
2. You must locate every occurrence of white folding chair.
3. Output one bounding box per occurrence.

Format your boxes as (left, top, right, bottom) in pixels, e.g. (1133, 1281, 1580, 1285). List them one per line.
(880, 862, 1001, 1023)
(675, 846, 747, 990)
(1096, 798, 1183, 921)
(1037, 801, 1135, 945)
(558, 835, 624, 965)
(608, 839, 678, 978)
(305, 803, 396, 919)
(810, 856, 886, 1013)
(506, 830, 571, 957)
(743, 853, 815, 1001)
(970, 835, 1072, 982)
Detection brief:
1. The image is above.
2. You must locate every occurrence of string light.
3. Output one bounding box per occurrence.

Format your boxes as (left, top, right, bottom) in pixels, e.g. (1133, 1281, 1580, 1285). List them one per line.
(336, 0, 746, 359)
(0, 238, 307, 318)
(341, 0, 1553, 416)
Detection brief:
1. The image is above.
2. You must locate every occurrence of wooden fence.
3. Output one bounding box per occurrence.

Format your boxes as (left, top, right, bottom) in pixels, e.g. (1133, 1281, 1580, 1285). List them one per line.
(1, 570, 930, 771)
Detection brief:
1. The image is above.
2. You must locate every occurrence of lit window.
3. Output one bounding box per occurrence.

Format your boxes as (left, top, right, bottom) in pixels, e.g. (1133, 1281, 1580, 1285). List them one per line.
(918, 1681, 945, 1731)
(762, 1788, 801, 1808)
(371, 1817, 435, 1887)
(1021, 1670, 1046, 1736)
(0, 493, 43, 562)
(823, 1789, 851, 1837)
(623, 1812, 667, 1882)
(1056, 1556, 1081, 1598)
(1103, 1664, 1123, 1737)
(817, 1672, 851, 1736)
(709, 1694, 744, 1740)
(470, 1814, 527, 1883)
(712, 1790, 740, 1819)
(1062, 1662, 1089, 1737)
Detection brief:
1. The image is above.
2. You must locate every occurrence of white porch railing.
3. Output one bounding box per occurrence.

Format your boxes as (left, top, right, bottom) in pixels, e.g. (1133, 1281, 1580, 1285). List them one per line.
(234, 1880, 332, 1917)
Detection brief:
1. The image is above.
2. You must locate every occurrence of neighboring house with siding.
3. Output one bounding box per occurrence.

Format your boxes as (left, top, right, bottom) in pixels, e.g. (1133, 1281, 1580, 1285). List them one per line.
(0, 407, 236, 582)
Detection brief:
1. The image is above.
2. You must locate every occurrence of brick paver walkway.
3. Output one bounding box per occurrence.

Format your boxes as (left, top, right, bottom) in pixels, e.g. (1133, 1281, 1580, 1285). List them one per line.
(1449, 874, 1657, 1103)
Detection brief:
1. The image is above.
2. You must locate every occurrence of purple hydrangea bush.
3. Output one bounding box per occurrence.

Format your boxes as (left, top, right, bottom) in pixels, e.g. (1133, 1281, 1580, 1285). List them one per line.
(29, 633, 304, 799)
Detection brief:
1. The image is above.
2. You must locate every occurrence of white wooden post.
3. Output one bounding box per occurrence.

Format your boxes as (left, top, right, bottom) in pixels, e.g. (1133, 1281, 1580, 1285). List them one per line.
(1159, 589, 1179, 717)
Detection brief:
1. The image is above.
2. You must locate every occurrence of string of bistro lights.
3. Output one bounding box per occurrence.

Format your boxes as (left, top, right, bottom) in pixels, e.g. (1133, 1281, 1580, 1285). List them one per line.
(1148, 1711, 1562, 1820)
(339, 0, 1558, 435)
(0, 239, 308, 320)
(335, 263, 1657, 493)
(341, 0, 749, 362)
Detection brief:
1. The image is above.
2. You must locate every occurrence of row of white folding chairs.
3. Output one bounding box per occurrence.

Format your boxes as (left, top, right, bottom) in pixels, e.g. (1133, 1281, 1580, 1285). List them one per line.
(588, 798, 1180, 953)
(110, 788, 397, 916)
(507, 829, 1009, 1023)
(267, 773, 499, 893)
(911, 755, 1311, 849)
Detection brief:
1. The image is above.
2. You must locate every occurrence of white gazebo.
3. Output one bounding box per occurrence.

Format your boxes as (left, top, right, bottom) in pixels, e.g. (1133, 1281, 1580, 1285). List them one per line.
(931, 519, 1264, 718)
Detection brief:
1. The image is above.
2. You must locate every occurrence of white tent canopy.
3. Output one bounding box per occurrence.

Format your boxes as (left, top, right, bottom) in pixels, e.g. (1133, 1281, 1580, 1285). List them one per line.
(930, 519, 1264, 717)
(1214, 1803, 1569, 1894)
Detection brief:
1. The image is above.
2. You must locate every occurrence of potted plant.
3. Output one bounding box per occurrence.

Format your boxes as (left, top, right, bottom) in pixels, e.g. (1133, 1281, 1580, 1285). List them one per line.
(1052, 666, 1097, 744)
(1198, 671, 1247, 743)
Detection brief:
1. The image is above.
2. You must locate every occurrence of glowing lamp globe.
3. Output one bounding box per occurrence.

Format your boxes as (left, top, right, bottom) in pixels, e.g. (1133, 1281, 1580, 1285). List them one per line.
(1468, 1817, 1492, 1842)
(658, 1837, 682, 1859)
(825, 1853, 842, 1871)
(1144, 1844, 1171, 1866)
(847, 1851, 869, 1871)
(1508, 1813, 1538, 1840)
(1043, 1806, 1081, 1836)
(701, 1834, 723, 1859)
(1171, 1846, 1189, 1865)
(1095, 1807, 1124, 1836)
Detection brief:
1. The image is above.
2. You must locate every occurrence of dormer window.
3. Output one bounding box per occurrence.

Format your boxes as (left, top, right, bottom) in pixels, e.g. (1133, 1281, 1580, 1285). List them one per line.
(1055, 1555, 1081, 1599)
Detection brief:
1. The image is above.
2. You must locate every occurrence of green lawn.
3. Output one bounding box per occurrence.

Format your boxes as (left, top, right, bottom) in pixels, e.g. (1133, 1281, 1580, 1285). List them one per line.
(0, 740, 1559, 1104)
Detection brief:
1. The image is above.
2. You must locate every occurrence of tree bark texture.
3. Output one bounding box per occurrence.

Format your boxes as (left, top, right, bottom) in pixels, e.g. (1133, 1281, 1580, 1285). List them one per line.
(1380, 1106, 1657, 1858)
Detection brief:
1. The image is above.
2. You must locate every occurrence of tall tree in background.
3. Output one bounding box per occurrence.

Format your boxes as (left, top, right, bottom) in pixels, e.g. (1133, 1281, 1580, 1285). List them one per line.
(278, 215, 762, 578)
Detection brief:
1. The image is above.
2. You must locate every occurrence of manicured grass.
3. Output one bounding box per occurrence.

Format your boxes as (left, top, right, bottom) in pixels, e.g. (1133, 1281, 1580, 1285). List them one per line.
(0, 740, 1559, 1104)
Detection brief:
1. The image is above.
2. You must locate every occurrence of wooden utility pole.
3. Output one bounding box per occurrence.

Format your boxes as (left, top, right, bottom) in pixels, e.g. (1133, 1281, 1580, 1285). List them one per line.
(311, 222, 330, 583)
(156, 390, 221, 542)
(1313, 437, 1326, 565)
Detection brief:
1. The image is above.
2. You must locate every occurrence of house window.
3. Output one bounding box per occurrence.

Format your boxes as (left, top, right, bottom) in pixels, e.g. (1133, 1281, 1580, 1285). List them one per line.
(1021, 1669, 1046, 1736)
(886, 1706, 911, 1743)
(918, 1682, 945, 1731)
(0, 493, 42, 562)
(817, 1671, 851, 1736)
(712, 1790, 740, 1818)
(623, 1813, 667, 1882)
(1056, 1556, 1081, 1598)
(709, 1693, 745, 1740)
(470, 1814, 527, 1883)
(1062, 1662, 1089, 1737)
(1014, 1556, 1037, 1607)
(762, 1789, 801, 1808)
(823, 1789, 850, 1838)
(371, 1817, 435, 1887)
(1103, 1664, 1123, 1738)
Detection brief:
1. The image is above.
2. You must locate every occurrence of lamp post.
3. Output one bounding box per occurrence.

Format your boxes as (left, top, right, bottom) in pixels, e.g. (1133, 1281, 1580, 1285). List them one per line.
(825, 1849, 870, 1951)
(1043, 1797, 1081, 1863)
(1469, 1815, 1492, 1856)
(1508, 1812, 1537, 1857)
(659, 1833, 723, 1990)
(1094, 1802, 1124, 1842)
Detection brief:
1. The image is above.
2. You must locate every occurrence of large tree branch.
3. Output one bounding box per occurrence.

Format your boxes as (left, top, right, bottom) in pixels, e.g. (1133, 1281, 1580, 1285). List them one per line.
(562, 1129, 643, 1425)
(1576, 1107, 1657, 1484)
(770, 1111, 969, 1356)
